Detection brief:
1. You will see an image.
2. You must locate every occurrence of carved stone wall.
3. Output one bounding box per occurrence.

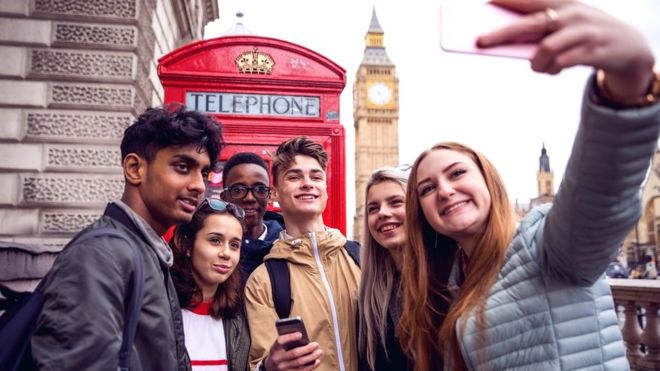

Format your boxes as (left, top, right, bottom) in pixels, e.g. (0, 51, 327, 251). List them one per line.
(30, 49, 135, 81)
(53, 23, 138, 49)
(41, 210, 103, 234)
(25, 110, 133, 143)
(33, 0, 137, 19)
(0, 0, 219, 290)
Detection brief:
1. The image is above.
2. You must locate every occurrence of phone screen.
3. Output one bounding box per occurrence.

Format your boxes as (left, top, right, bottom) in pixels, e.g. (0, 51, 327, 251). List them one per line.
(439, 2, 537, 59)
(275, 316, 311, 351)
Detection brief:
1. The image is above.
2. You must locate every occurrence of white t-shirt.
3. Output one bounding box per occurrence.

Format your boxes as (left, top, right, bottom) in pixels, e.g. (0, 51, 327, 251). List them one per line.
(182, 302, 228, 371)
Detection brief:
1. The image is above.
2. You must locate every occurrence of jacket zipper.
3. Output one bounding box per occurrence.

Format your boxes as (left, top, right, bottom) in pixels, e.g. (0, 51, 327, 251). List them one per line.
(310, 232, 346, 371)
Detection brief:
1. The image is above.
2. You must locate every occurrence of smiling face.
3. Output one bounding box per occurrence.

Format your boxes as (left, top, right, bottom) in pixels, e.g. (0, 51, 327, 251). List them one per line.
(366, 180, 407, 250)
(415, 149, 491, 247)
(222, 163, 270, 233)
(135, 144, 211, 234)
(273, 155, 328, 223)
(191, 213, 242, 301)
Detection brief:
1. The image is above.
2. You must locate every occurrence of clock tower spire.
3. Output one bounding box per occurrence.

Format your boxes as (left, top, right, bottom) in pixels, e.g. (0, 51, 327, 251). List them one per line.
(353, 7, 399, 243)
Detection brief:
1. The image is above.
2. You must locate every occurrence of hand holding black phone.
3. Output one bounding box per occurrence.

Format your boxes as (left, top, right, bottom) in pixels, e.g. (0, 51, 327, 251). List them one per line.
(275, 316, 310, 351)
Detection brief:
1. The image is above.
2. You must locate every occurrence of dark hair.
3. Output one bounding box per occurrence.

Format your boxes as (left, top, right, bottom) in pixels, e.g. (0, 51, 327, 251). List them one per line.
(170, 203, 246, 319)
(271, 136, 328, 186)
(222, 152, 269, 185)
(121, 104, 223, 169)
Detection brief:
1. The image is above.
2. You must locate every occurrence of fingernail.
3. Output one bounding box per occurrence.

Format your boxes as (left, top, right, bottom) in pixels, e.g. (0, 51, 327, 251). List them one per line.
(476, 36, 489, 47)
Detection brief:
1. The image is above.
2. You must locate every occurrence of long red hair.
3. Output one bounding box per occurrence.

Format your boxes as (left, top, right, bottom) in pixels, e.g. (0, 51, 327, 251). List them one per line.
(397, 142, 516, 370)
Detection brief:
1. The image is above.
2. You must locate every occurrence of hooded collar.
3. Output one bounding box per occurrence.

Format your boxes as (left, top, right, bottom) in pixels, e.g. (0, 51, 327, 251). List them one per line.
(112, 199, 174, 266)
(265, 227, 347, 267)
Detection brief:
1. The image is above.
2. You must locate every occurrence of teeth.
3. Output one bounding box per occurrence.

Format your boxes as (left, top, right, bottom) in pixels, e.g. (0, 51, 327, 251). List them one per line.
(444, 201, 468, 215)
(298, 195, 315, 200)
(380, 224, 399, 232)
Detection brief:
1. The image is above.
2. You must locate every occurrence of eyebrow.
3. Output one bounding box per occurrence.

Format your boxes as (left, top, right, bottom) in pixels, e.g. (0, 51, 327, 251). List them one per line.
(416, 161, 463, 187)
(366, 194, 404, 208)
(442, 161, 463, 173)
(208, 231, 241, 240)
(228, 182, 267, 187)
(310, 169, 325, 176)
(172, 154, 210, 171)
(284, 168, 303, 176)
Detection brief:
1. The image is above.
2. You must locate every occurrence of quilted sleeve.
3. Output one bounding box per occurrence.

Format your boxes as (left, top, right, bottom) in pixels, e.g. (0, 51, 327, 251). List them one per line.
(541, 75, 660, 286)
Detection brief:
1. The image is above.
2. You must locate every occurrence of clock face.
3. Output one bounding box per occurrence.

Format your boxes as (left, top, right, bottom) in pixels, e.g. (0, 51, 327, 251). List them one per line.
(368, 82, 392, 106)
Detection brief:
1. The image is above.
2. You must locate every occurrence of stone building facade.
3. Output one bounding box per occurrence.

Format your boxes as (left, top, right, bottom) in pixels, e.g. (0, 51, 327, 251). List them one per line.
(0, 0, 218, 291)
(622, 149, 660, 273)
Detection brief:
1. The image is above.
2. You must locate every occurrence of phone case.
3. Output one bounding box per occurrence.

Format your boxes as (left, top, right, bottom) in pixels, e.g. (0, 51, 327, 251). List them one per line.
(275, 316, 311, 351)
(439, 2, 537, 60)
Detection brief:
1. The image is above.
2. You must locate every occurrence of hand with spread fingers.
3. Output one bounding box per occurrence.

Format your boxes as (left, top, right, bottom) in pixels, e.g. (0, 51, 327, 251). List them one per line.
(477, 0, 656, 103)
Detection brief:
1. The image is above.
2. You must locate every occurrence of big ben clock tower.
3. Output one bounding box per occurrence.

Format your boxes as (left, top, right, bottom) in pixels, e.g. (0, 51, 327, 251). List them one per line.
(353, 8, 399, 243)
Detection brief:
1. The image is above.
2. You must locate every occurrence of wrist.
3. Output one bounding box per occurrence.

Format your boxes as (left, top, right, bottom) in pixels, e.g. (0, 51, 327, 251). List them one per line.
(595, 68, 660, 108)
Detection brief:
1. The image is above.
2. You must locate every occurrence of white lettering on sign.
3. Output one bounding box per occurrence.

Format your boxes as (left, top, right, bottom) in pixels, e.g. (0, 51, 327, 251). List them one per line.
(186, 92, 320, 118)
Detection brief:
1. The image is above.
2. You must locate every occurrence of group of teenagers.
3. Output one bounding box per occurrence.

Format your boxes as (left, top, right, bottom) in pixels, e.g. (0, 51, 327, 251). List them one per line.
(26, 1, 660, 370)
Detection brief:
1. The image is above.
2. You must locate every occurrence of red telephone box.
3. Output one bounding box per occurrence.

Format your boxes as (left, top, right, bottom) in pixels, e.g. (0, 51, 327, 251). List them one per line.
(157, 36, 348, 233)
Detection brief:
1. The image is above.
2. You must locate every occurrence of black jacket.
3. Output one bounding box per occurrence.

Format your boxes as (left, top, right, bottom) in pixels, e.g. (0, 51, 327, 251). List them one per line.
(32, 203, 189, 370)
(359, 280, 410, 371)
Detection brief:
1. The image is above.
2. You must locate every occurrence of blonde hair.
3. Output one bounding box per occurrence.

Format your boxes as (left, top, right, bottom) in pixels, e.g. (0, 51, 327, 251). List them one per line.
(358, 166, 410, 370)
(397, 142, 516, 371)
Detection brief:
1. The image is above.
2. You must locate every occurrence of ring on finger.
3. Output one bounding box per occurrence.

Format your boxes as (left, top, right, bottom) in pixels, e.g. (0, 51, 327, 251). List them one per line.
(544, 8, 560, 33)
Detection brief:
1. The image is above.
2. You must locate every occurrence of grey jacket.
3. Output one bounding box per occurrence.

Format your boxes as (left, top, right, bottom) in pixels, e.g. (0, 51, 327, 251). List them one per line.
(454, 81, 660, 370)
(32, 201, 189, 371)
(223, 311, 250, 371)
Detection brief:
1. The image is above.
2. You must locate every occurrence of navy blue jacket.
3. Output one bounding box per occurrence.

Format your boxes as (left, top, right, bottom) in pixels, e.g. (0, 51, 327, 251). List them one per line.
(239, 211, 284, 286)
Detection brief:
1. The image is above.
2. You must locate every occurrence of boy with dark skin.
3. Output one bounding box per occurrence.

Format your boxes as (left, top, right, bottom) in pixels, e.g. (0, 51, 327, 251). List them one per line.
(221, 152, 284, 284)
(31, 106, 222, 370)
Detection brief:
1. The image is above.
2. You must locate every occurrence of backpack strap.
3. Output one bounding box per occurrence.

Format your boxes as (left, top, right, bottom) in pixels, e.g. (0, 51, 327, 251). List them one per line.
(75, 228, 145, 371)
(344, 240, 361, 268)
(264, 259, 291, 319)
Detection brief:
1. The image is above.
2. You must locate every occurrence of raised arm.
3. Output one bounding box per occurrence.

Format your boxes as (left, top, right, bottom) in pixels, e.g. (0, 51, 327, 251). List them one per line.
(479, 0, 659, 284)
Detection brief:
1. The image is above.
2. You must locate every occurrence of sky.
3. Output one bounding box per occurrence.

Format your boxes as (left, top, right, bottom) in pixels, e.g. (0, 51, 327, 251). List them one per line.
(205, 1, 660, 237)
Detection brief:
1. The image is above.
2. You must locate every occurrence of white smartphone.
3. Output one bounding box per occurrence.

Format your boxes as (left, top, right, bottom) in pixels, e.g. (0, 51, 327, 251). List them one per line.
(439, 2, 537, 59)
(275, 316, 310, 351)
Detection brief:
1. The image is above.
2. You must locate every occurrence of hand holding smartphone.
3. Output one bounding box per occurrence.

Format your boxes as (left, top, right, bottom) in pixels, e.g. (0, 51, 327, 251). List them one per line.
(439, 2, 537, 59)
(275, 316, 310, 351)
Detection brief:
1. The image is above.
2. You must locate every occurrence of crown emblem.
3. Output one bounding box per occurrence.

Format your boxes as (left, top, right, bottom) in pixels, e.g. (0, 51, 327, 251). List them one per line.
(235, 47, 275, 74)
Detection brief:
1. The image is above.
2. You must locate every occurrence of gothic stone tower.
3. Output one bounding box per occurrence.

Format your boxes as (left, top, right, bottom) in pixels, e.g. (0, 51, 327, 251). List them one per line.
(537, 144, 554, 197)
(353, 8, 399, 243)
(530, 144, 555, 209)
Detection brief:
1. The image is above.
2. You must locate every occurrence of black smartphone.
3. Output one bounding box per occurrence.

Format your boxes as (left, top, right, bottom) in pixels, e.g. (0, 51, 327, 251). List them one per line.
(275, 316, 310, 351)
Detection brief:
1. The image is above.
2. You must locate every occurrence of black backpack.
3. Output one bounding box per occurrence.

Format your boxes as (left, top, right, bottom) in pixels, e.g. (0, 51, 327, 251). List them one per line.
(0, 225, 145, 371)
(264, 240, 360, 319)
